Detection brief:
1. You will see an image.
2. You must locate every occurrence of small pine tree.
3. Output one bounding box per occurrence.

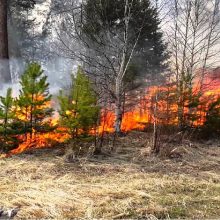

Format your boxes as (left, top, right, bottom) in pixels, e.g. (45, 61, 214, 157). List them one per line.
(17, 63, 54, 138)
(58, 67, 99, 138)
(0, 88, 18, 151)
(203, 97, 220, 137)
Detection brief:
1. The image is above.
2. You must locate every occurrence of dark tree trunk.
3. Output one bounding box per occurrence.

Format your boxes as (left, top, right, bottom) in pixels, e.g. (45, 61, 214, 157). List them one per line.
(0, 0, 11, 83)
(152, 93, 160, 154)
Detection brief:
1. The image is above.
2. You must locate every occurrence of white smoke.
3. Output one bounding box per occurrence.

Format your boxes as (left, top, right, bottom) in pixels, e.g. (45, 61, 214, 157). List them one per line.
(44, 57, 78, 94)
(0, 57, 78, 98)
(0, 82, 20, 97)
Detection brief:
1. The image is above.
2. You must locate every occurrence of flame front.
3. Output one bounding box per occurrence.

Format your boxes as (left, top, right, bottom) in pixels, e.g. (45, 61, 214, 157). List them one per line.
(4, 72, 220, 156)
(10, 128, 71, 155)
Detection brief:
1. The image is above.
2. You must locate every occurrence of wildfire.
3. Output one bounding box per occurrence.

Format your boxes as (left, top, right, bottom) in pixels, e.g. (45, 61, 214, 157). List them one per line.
(6, 97, 71, 156)
(10, 127, 71, 155)
(1, 71, 220, 157)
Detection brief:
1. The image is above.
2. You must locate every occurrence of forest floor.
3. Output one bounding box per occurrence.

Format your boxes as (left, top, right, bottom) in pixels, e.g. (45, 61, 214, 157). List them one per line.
(0, 131, 220, 219)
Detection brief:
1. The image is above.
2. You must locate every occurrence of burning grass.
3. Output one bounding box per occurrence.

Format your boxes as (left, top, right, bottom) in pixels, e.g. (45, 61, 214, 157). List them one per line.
(0, 132, 220, 219)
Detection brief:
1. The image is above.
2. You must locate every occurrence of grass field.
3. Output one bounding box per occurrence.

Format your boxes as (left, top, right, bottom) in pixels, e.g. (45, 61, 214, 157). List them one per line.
(0, 132, 220, 219)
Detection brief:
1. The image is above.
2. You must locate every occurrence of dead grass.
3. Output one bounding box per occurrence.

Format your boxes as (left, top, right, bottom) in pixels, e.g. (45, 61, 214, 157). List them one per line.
(0, 132, 220, 219)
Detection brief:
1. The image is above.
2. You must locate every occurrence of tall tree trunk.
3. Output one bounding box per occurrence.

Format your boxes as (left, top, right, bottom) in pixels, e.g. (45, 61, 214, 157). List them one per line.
(0, 0, 11, 83)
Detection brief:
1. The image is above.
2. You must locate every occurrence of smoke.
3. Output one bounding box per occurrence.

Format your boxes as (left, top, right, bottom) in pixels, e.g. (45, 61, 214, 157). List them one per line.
(0, 59, 11, 83)
(0, 57, 78, 98)
(10, 58, 26, 83)
(0, 82, 20, 97)
(44, 57, 78, 94)
(0, 0, 81, 108)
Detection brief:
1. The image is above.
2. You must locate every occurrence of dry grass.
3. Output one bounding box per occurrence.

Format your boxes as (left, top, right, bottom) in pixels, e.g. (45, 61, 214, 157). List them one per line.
(0, 132, 220, 219)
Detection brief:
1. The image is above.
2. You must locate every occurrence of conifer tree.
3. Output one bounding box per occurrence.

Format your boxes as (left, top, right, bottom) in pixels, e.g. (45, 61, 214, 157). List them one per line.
(204, 97, 220, 137)
(17, 63, 54, 138)
(0, 88, 17, 151)
(58, 67, 99, 138)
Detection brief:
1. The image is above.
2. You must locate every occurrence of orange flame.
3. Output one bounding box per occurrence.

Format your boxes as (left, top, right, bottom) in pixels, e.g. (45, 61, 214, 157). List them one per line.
(10, 128, 71, 155)
(2, 70, 220, 156)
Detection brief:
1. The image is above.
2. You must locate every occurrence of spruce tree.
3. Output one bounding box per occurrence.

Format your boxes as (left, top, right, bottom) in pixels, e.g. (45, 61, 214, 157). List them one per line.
(17, 63, 54, 138)
(58, 67, 99, 138)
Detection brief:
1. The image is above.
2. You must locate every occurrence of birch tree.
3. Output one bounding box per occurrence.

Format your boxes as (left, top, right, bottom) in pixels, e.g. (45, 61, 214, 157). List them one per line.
(55, 0, 167, 134)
